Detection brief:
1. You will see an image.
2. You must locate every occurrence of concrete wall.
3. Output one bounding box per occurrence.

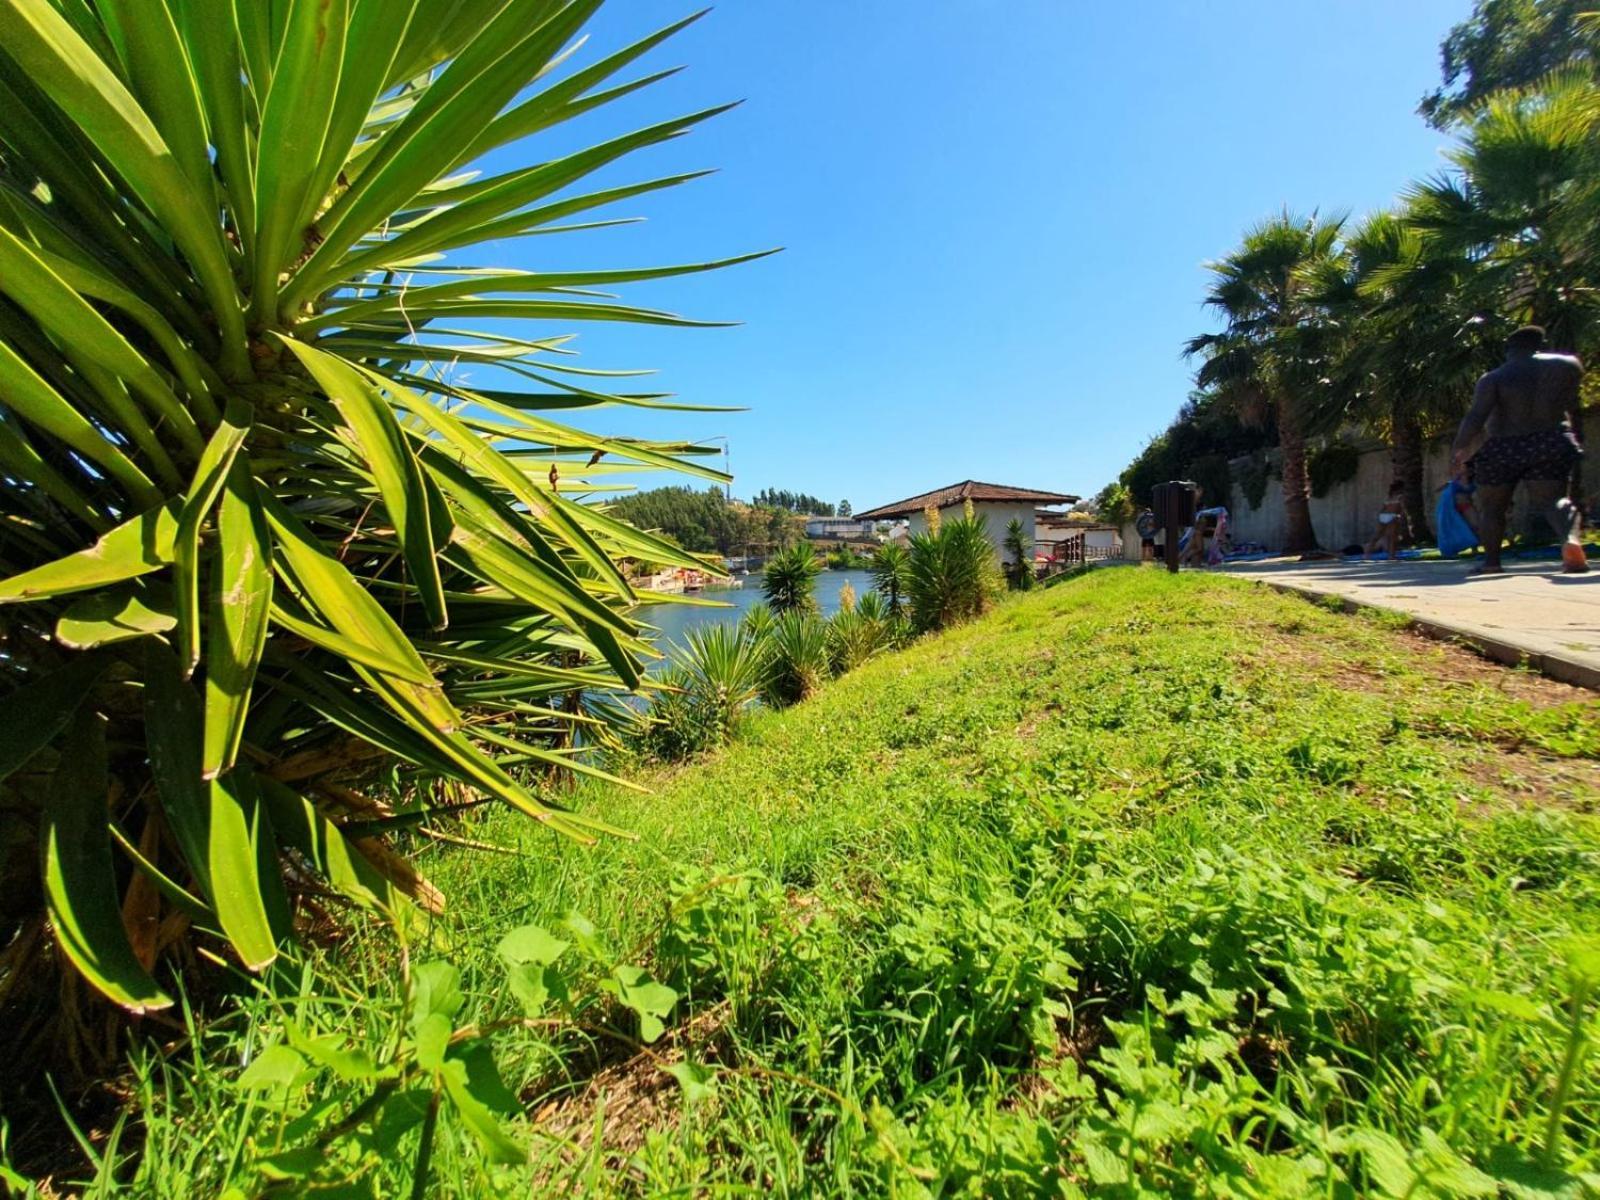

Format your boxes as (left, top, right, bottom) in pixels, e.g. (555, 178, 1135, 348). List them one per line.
(1117, 430, 1600, 557)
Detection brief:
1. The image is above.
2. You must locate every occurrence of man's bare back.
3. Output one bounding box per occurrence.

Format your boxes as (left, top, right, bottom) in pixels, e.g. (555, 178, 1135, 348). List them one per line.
(1450, 325, 1586, 574)
(1454, 351, 1582, 448)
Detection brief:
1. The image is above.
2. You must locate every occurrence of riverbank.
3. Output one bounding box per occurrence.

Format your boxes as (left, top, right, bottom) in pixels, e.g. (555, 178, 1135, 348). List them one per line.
(23, 570, 1600, 1196)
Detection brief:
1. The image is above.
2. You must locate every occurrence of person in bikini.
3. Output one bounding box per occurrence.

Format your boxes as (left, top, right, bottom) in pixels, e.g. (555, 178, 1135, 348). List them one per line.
(1364, 481, 1408, 559)
(1451, 325, 1588, 575)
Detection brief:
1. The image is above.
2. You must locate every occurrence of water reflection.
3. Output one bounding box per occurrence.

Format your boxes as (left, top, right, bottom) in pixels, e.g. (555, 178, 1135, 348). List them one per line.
(637, 569, 875, 667)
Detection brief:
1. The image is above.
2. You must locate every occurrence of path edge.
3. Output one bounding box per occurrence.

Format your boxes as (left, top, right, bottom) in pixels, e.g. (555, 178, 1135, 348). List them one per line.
(1249, 579, 1600, 693)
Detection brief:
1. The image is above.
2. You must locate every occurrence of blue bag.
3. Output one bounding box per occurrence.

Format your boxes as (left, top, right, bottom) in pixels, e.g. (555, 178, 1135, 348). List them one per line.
(1435, 483, 1478, 558)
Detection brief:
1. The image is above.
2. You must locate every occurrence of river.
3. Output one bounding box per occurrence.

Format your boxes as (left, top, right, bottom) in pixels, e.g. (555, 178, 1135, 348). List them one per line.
(640, 568, 875, 655)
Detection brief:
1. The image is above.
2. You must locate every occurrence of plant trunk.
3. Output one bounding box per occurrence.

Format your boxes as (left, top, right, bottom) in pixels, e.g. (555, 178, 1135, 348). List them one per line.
(1277, 408, 1318, 555)
(1391, 412, 1429, 542)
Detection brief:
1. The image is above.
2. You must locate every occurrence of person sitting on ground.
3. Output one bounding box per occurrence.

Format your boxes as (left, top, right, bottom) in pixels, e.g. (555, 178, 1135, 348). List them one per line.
(1450, 324, 1588, 575)
(1364, 481, 1408, 559)
(1452, 459, 1478, 534)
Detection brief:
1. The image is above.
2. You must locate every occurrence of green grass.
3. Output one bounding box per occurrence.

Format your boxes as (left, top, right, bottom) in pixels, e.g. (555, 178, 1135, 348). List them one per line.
(17, 568, 1600, 1197)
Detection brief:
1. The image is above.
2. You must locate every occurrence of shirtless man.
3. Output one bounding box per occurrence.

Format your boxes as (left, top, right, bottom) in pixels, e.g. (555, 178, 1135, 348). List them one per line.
(1451, 325, 1587, 575)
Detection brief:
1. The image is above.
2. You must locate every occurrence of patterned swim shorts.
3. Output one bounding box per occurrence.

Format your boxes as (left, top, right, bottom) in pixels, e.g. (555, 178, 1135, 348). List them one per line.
(1472, 429, 1583, 487)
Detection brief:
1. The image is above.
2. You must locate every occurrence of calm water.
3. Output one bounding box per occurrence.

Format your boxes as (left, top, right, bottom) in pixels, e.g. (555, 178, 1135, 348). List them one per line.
(641, 568, 874, 655)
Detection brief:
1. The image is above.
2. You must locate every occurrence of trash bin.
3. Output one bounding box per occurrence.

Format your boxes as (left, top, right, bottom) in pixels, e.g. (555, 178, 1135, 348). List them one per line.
(1151, 481, 1199, 573)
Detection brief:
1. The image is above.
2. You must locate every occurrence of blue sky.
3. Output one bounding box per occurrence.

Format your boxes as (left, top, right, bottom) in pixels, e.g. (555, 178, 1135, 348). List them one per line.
(473, 0, 1471, 511)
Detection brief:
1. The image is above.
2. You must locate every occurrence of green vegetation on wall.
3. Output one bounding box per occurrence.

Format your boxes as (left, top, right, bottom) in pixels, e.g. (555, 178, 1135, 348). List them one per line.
(1309, 439, 1363, 497)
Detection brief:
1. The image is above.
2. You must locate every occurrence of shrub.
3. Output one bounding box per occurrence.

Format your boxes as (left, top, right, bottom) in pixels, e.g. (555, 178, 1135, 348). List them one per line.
(762, 543, 821, 613)
(826, 608, 892, 676)
(907, 507, 1002, 632)
(637, 623, 767, 762)
(1309, 439, 1362, 497)
(1236, 454, 1272, 510)
(742, 601, 777, 642)
(0, 3, 751, 1022)
(869, 543, 912, 618)
(762, 611, 831, 706)
(1003, 518, 1035, 591)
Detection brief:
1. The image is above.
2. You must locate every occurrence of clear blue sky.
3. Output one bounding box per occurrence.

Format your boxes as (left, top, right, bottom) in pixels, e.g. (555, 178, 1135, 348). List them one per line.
(471, 0, 1472, 511)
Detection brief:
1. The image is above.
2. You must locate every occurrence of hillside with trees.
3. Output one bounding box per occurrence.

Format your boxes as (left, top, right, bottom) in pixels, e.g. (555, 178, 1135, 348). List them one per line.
(751, 488, 835, 515)
(606, 486, 809, 555)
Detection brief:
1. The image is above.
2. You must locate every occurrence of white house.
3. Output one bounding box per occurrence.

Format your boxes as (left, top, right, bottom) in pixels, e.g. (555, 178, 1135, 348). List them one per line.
(804, 516, 874, 539)
(855, 481, 1080, 566)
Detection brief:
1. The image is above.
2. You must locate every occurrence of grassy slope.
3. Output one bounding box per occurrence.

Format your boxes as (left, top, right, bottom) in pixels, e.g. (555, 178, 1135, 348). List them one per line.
(116, 570, 1600, 1196)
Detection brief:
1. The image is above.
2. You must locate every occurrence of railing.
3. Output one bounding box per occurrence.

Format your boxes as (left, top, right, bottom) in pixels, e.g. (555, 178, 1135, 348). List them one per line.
(1038, 537, 1120, 577)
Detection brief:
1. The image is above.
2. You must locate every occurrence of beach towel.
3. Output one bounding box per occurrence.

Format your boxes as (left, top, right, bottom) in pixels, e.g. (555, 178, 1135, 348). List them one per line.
(1435, 482, 1477, 558)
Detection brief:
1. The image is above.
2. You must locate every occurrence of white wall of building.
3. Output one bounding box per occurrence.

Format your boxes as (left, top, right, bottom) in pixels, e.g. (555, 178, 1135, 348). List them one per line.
(905, 502, 1040, 564)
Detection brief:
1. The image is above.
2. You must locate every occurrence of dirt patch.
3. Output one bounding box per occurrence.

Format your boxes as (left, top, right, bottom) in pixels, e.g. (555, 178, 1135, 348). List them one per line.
(527, 1002, 730, 1167)
(1455, 749, 1600, 816)
(1258, 620, 1594, 709)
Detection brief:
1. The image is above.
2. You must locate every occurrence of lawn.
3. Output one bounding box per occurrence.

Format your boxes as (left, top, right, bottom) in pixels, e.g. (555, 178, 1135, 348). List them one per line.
(34, 568, 1600, 1197)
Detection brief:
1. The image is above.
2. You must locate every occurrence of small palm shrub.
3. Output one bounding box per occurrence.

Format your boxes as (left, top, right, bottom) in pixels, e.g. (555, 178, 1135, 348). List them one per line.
(1004, 518, 1035, 590)
(826, 607, 893, 676)
(0, 1, 756, 1024)
(856, 590, 890, 622)
(742, 600, 777, 641)
(762, 611, 830, 707)
(637, 665, 717, 764)
(677, 623, 767, 746)
(762, 543, 821, 613)
(856, 589, 912, 649)
(870, 543, 912, 617)
(908, 508, 1003, 632)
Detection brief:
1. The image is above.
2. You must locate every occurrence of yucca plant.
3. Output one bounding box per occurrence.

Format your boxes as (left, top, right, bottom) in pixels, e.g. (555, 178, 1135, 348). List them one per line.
(670, 621, 766, 748)
(0, 0, 762, 1021)
(1003, 517, 1035, 590)
(869, 542, 911, 618)
(825, 606, 891, 676)
(761, 611, 829, 707)
(761, 541, 821, 614)
(907, 508, 1001, 632)
(742, 599, 777, 642)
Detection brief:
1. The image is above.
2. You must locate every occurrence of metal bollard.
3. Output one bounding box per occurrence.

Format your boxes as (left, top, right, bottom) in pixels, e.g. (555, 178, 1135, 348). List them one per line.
(1151, 481, 1199, 574)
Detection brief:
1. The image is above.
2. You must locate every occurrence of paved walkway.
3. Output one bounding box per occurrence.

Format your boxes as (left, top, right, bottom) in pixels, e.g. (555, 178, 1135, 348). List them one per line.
(1222, 557, 1600, 689)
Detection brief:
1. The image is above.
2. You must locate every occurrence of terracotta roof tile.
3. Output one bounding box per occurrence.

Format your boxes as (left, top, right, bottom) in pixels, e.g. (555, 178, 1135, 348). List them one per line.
(855, 480, 1080, 520)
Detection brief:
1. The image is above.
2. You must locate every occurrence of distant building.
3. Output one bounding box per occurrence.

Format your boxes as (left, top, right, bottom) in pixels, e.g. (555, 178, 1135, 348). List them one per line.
(855, 480, 1080, 565)
(804, 516, 874, 539)
(1034, 511, 1122, 562)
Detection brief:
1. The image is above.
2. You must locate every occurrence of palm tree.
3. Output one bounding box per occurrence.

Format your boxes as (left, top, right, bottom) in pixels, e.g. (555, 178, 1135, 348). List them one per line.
(1185, 213, 1346, 555)
(1407, 70, 1600, 355)
(762, 542, 820, 613)
(1003, 518, 1034, 589)
(869, 543, 911, 617)
(0, 1, 759, 1015)
(1306, 210, 1498, 537)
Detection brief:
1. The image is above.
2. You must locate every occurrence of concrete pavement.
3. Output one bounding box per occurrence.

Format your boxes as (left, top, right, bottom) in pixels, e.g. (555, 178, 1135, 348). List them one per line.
(1222, 557, 1600, 689)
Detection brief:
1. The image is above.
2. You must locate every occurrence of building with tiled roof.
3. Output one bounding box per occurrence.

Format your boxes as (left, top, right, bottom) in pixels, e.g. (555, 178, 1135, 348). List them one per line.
(855, 481, 1080, 566)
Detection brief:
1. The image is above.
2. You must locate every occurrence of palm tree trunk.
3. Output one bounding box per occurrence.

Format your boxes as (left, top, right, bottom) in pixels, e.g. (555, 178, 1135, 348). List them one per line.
(1278, 407, 1318, 555)
(1391, 412, 1428, 542)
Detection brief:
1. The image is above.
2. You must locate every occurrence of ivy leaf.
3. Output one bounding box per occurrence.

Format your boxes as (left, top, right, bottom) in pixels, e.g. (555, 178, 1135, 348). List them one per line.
(497, 923, 570, 1016)
(414, 1012, 452, 1071)
(410, 961, 464, 1029)
(293, 1032, 390, 1082)
(237, 1045, 309, 1092)
(609, 964, 677, 1043)
(441, 1059, 524, 1165)
(665, 1060, 717, 1104)
(562, 912, 610, 963)
(497, 923, 569, 966)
